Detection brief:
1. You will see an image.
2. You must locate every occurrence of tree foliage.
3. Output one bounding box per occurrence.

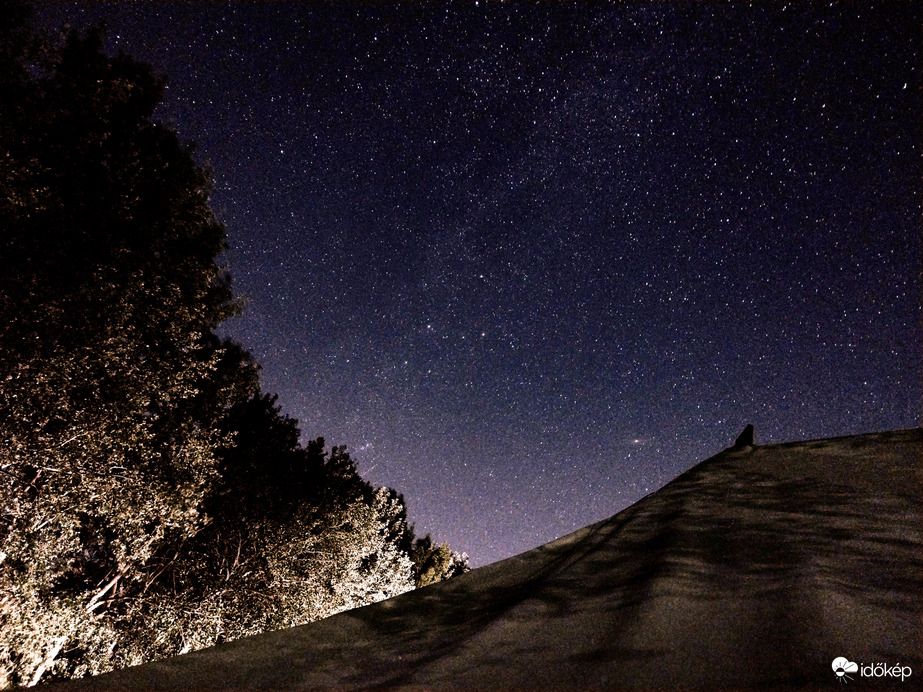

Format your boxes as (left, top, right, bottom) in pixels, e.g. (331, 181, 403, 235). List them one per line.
(411, 535, 469, 589)
(0, 13, 466, 688)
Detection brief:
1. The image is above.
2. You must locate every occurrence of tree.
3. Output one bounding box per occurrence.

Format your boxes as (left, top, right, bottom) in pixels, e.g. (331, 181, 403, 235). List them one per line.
(411, 535, 469, 588)
(0, 18, 257, 686)
(0, 13, 468, 687)
(128, 442, 421, 655)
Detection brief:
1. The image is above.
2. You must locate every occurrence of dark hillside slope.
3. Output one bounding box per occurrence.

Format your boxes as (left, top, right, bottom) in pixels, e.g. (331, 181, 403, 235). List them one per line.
(49, 428, 923, 691)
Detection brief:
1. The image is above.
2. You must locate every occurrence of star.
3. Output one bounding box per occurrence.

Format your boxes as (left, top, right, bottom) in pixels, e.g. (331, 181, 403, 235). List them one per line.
(32, 1, 921, 566)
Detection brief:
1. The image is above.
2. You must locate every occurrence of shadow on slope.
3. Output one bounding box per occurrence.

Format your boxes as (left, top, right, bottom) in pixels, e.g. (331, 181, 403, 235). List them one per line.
(47, 428, 923, 691)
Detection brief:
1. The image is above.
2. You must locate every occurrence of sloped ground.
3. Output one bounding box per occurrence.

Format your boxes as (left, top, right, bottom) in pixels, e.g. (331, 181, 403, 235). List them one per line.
(48, 429, 923, 691)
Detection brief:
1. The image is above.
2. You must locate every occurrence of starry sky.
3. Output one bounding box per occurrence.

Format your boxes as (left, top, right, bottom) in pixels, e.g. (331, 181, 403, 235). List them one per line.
(34, 2, 921, 567)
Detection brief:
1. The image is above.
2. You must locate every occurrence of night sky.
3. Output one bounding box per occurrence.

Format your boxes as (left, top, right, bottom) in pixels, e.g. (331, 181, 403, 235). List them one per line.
(34, 2, 921, 567)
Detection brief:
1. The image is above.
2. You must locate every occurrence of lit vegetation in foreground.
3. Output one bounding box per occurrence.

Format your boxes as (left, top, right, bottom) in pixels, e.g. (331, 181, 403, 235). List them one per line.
(0, 9, 465, 687)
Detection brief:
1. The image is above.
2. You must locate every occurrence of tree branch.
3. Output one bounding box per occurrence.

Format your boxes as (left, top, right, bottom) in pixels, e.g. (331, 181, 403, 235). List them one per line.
(27, 636, 66, 687)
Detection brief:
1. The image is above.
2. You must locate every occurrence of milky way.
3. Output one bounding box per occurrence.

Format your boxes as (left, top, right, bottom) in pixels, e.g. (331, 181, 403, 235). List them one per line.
(34, 2, 921, 566)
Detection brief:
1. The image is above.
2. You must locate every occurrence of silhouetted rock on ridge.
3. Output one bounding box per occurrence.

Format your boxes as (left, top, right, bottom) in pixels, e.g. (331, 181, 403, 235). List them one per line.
(732, 423, 755, 448)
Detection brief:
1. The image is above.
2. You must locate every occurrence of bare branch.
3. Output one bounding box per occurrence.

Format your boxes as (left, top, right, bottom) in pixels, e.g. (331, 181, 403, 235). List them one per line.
(27, 636, 66, 687)
(86, 574, 121, 613)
